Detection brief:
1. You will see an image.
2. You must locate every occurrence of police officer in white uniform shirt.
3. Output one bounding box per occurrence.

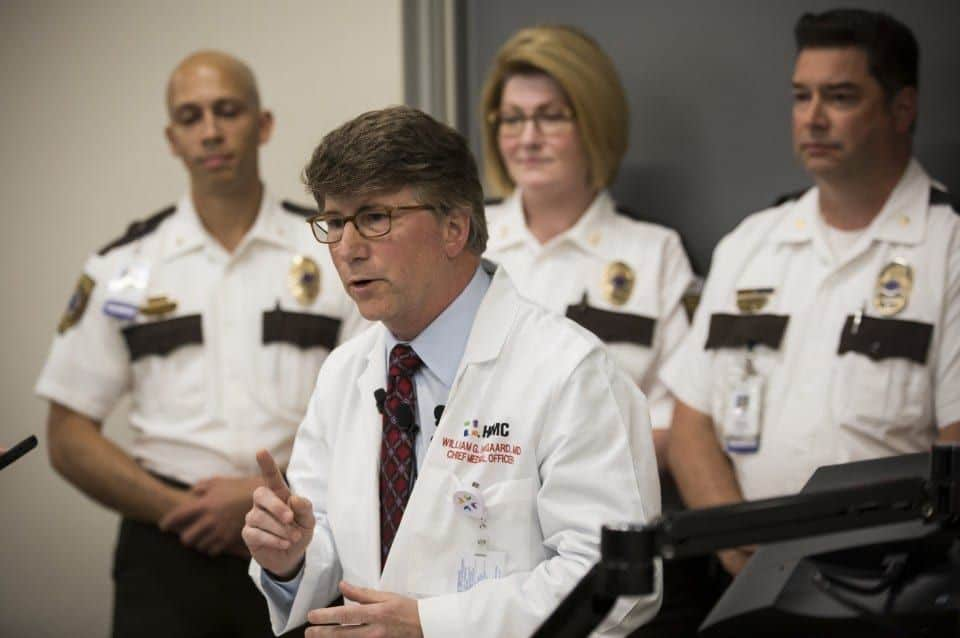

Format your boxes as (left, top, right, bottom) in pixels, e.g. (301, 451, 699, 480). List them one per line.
(479, 26, 704, 637)
(241, 106, 662, 637)
(480, 26, 693, 461)
(36, 51, 362, 637)
(663, 9, 960, 579)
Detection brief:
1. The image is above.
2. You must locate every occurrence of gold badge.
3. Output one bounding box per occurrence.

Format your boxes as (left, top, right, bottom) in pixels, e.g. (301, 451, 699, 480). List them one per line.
(736, 288, 774, 314)
(289, 255, 321, 305)
(58, 274, 95, 334)
(140, 295, 178, 317)
(874, 260, 913, 317)
(603, 261, 635, 306)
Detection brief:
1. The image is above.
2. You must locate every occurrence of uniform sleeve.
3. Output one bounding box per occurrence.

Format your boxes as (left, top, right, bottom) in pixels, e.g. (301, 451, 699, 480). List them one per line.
(645, 231, 694, 429)
(34, 255, 131, 420)
(659, 239, 731, 418)
(417, 348, 662, 637)
(935, 224, 960, 427)
(249, 377, 343, 634)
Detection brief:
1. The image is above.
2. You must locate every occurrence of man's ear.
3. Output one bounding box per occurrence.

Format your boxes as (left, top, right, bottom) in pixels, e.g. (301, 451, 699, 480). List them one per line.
(257, 110, 275, 146)
(442, 208, 472, 259)
(891, 86, 917, 134)
(164, 124, 181, 158)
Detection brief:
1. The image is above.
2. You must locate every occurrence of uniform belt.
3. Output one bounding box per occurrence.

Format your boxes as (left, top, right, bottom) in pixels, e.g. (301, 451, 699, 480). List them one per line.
(148, 471, 190, 490)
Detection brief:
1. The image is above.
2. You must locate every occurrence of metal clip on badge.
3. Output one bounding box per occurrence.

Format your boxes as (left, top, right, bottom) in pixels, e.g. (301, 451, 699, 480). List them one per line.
(453, 482, 488, 555)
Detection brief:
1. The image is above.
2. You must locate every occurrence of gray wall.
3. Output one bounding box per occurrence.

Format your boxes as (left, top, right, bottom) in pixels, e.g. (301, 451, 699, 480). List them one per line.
(462, 0, 960, 274)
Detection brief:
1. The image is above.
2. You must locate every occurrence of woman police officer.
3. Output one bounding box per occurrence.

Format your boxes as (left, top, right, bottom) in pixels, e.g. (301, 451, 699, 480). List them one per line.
(481, 26, 719, 636)
(481, 25, 694, 463)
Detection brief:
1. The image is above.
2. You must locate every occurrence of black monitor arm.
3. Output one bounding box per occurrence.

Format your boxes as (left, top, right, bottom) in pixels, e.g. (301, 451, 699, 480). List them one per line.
(532, 443, 960, 638)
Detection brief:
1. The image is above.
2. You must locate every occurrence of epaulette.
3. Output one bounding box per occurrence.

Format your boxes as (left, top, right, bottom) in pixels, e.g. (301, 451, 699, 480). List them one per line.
(929, 187, 959, 214)
(614, 205, 642, 221)
(281, 200, 318, 217)
(484, 197, 504, 207)
(772, 188, 808, 207)
(97, 205, 176, 256)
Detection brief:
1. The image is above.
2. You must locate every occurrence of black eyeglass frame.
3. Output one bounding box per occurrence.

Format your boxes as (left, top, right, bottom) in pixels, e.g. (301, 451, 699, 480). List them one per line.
(487, 107, 576, 137)
(306, 204, 438, 244)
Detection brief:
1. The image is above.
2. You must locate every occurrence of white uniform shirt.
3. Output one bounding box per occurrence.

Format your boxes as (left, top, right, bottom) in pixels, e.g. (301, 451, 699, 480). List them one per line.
(661, 160, 960, 500)
(251, 264, 662, 637)
(36, 191, 366, 484)
(485, 190, 694, 429)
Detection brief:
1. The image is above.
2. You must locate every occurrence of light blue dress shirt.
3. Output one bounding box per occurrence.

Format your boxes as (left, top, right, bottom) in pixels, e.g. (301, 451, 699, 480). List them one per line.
(261, 265, 491, 604)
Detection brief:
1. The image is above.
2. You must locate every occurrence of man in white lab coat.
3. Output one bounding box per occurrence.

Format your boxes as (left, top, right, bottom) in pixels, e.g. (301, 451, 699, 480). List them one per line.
(243, 106, 661, 637)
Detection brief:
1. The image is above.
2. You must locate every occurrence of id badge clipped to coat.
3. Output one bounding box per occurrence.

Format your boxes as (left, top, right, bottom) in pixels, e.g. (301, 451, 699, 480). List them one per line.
(724, 345, 763, 453)
(453, 483, 506, 592)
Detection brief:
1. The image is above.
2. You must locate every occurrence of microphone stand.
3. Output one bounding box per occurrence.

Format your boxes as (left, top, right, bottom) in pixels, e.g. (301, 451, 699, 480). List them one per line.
(532, 443, 960, 638)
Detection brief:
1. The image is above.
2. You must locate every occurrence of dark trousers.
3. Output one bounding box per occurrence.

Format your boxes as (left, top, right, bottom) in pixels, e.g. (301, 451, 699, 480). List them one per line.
(629, 472, 732, 637)
(111, 517, 306, 638)
(629, 556, 731, 637)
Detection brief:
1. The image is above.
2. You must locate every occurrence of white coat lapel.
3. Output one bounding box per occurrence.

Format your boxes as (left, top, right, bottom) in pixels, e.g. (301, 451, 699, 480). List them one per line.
(343, 328, 387, 586)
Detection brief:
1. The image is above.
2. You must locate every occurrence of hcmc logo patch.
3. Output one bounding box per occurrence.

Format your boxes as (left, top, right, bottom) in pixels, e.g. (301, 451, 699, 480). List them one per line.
(462, 419, 510, 439)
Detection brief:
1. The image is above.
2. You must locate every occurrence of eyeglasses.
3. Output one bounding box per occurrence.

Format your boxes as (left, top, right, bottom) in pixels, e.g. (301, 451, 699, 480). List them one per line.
(307, 204, 437, 244)
(489, 108, 575, 138)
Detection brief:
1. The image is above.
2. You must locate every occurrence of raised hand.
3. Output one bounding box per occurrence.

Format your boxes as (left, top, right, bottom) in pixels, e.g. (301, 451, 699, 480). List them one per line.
(241, 449, 315, 578)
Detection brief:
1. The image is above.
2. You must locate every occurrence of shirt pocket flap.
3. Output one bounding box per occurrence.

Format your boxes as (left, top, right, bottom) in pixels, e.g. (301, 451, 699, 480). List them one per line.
(121, 314, 203, 361)
(705, 313, 789, 350)
(837, 315, 933, 364)
(262, 307, 342, 351)
(565, 303, 655, 346)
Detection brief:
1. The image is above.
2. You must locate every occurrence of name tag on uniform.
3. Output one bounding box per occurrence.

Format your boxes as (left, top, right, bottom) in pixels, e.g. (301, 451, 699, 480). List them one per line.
(104, 262, 150, 320)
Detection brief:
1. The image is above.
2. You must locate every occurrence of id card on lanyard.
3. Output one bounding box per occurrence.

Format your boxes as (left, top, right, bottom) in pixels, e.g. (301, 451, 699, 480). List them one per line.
(724, 343, 763, 453)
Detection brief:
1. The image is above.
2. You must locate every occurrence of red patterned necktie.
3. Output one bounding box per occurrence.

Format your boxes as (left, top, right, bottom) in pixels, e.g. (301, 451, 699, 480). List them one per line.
(379, 343, 423, 568)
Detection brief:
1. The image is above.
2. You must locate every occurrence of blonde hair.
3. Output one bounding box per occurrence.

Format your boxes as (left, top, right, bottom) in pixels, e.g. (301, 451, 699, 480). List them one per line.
(480, 25, 629, 196)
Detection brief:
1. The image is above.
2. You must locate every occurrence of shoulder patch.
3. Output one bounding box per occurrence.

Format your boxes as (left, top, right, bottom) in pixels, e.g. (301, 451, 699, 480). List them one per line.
(929, 187, 959, 214)
(484, 197, 504, 207)
(57, 274, 95, 334)
(281, 200, 318, 217)
(97, 205, 176, 256)
(614, 205, 642, 220)
(772, 188, 808, 207)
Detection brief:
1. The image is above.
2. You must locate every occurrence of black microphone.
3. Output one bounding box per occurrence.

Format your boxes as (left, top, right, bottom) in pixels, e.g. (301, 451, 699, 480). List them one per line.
(376, 388, 416, 432)
(434, 405, 445, 426)
(397, 404, 415, 432)
(374, 388, 386, 414)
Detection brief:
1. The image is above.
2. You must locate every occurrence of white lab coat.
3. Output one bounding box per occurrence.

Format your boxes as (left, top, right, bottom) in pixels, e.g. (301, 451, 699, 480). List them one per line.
(252, 266, 662, 637)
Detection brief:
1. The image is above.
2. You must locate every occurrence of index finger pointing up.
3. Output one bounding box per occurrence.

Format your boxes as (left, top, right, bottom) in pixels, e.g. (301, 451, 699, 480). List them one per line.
(256, 449, 290, 501)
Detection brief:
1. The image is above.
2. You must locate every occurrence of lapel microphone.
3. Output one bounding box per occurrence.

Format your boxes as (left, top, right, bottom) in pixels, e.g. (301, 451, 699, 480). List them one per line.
(374, 389, 386, 414)
(374, 388, 416, 432)
(434, 405, 445, 426)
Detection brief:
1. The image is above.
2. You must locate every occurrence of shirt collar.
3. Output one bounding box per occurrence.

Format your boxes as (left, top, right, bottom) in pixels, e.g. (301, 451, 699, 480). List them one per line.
(771, 158, 931, 247)
(487, 188, 615, 257)
(562, 190, 617, 256)
(242, 190, 296, 251)
(384, 264, 492, 387)
(160, 188, 293, 261)
(486, 190, 528, 250)
(865, 158, 930, 245)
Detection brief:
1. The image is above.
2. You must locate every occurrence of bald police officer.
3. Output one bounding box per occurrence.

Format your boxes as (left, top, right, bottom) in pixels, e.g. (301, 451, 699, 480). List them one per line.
(36, 51, 363, 637)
